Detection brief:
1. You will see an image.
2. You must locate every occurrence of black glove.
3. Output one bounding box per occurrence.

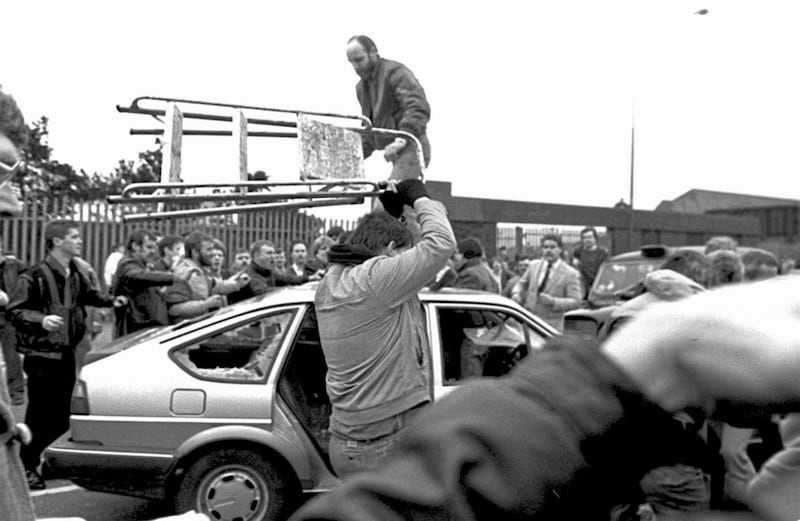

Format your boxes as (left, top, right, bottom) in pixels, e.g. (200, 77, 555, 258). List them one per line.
(378, 190, 406, 219)
(395, 179, 429, 206)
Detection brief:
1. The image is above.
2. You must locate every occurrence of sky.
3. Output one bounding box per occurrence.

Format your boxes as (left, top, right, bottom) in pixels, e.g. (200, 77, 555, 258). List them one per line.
(5, 0, 800, 220)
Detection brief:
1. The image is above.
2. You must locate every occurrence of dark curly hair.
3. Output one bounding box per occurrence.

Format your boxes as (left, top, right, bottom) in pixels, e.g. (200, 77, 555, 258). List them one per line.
(0, 89, 28, 148)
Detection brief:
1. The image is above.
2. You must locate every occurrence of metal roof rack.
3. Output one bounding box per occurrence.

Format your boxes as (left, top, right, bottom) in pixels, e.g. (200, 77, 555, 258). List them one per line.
(110, 96, 423, 222)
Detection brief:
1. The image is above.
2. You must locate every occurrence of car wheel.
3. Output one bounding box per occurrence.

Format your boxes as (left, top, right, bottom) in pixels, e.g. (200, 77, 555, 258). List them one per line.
(175, 448, 294, 521)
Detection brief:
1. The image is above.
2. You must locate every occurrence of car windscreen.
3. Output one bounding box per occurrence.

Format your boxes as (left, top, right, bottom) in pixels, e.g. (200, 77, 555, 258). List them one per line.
(592, 259, 662, 295)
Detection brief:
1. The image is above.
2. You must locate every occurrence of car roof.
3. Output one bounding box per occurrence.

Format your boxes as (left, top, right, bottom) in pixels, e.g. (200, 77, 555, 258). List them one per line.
(121, 282, 531, 346)
(606, 244, 771, 262)
(229, 282, 515, 308)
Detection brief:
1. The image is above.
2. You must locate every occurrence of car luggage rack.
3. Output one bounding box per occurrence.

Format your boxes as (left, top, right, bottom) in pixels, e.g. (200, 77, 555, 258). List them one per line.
(110, 96, 423, 222)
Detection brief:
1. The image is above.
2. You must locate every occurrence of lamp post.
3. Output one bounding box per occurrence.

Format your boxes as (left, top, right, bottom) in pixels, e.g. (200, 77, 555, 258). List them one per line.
(627, 7, 708, 250)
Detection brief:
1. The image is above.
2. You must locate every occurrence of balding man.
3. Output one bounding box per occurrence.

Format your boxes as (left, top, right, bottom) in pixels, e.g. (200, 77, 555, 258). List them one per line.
(345, 35, 431, 181)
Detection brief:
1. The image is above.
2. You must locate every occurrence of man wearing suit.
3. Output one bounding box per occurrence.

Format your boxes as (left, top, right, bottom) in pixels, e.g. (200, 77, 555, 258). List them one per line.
(512, 233, 582, 332)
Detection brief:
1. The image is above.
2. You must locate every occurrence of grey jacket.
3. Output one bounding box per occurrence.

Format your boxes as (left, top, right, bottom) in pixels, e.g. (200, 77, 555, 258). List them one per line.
(315, 199, 455, 427)
(512, 258, 582, 332)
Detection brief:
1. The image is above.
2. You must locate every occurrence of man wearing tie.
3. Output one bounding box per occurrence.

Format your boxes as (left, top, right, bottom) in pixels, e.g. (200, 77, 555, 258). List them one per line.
(512, 233, 582, 332)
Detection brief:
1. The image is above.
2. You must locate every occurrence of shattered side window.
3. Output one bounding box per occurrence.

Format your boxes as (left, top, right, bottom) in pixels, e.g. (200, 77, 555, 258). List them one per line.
(171, 309, 297, 382)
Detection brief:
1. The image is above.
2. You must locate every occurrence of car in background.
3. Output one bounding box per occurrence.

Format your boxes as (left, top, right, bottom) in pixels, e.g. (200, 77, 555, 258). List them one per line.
(46, 284, 556, 521)
(567, 244, 773, 340)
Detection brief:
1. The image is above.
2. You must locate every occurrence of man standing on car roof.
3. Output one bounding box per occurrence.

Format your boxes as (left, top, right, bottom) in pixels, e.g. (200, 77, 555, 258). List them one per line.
(315, 179, 455, 478)
(346, 35, 431, 181)
(7, 219, 129, 490)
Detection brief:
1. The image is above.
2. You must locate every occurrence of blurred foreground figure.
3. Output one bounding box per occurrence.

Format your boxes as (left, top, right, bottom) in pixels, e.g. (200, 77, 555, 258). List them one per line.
(0, 87, 36, 521)
(292, 275, 800, 521)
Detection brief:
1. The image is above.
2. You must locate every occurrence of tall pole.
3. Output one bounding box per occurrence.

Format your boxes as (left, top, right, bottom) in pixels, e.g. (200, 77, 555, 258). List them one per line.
(628, 83, 636, 250)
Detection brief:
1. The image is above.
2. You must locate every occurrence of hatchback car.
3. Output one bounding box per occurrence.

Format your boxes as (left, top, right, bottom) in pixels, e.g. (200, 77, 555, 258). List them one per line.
(46, 284, 556, 521)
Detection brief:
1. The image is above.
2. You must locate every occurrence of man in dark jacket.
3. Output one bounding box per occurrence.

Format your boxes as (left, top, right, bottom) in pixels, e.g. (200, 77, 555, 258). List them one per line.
(113, 229, 195, 338)
(346, 35, 431, 181)
(451, 237, 499, 293)
(7, 219, 127, 489)
(445, 237, 500, 379)
(292, 275, 800, 521)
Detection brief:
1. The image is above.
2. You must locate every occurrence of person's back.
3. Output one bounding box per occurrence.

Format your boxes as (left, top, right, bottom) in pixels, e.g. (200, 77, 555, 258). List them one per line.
(315, 180, 455, 477)
(449, 237, 499, 293)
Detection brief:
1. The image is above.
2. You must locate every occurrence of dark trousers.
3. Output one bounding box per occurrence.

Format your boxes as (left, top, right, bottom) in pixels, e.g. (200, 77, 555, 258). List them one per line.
(20, 352, 76, 471)
(1, 325, 24, 402)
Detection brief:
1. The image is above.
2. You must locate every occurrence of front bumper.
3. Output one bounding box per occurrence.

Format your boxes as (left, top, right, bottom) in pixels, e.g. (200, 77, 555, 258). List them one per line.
(45, 432, 175, 499)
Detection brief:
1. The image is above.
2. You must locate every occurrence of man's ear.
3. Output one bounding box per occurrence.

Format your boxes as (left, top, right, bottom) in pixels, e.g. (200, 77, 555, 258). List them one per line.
(382, 240, 396, 257)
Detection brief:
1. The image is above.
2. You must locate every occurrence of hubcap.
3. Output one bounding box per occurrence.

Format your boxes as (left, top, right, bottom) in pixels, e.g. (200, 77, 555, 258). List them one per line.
(197, 466, 269, 521)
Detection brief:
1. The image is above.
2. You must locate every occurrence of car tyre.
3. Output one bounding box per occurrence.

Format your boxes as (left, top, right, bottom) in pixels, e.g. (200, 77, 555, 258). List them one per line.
(175, 448, 295, 521)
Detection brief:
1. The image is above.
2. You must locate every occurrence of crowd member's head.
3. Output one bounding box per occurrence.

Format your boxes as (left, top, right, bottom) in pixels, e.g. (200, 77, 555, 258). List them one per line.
(311, 235, 336, 265)
(540, 233, 563, 264)
(515, 257, 531, 275)
(326, 225, 346, 244)
(250, 240, 276, 269)
(231, 248, 251, 272)
(658, 249, 712, 289)
(708, 249, 744, 287)
(157, 235, 185, 269)
(184, 231, 215, 267)
(346, 35, 379, 80)
(290, 241, 308, 267)
(741, 249, 780, 281)
(704, 235, 738, 255)
(579, 227, 599, 250)
(456, 237, 484, 263)
(126, 229, 159, 263)
(346, 211, 413, 256)
(274, 248, 286, 271)
(209, 239, 226, 275)
(0, 89, 27, 217)
(497, 245, 508, 261)
(338, 231, 353, 244)
(45, 219, 81, 258)
(489, 256, 505, 274)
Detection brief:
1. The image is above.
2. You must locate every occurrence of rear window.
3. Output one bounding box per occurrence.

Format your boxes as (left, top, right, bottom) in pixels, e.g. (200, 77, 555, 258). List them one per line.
(171, 309, 296, 382)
